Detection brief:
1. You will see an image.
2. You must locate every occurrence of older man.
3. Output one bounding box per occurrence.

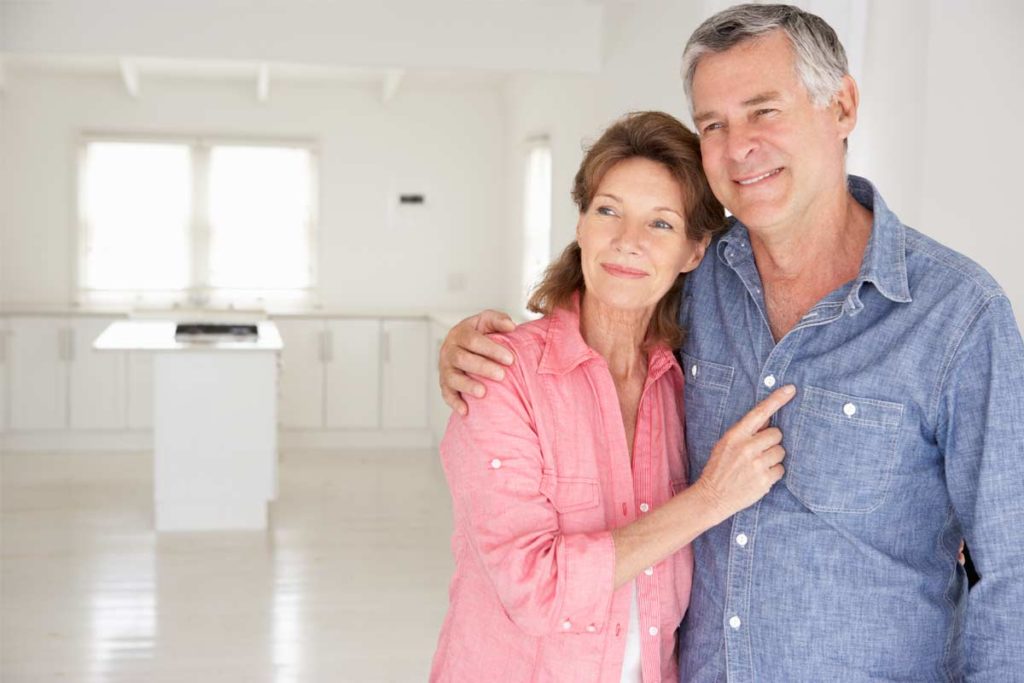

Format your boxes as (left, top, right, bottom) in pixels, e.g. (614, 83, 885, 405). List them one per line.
(439, 4, 1024, 680)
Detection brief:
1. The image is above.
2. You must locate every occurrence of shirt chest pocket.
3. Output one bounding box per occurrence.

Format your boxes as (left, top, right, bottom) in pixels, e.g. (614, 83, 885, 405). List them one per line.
(680, 352, 735, 481)
(785, 386, 904, 514)
(539, 472, 602, 533)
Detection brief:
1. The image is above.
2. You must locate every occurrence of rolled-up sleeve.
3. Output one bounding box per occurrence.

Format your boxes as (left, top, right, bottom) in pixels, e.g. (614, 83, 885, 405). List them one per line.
(440, 348, 616, 637)
(939, 295, 1024, 677)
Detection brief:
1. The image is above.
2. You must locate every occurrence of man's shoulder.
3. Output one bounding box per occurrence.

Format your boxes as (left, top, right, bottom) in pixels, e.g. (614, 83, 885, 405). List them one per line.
(903, 226, 1006, 301)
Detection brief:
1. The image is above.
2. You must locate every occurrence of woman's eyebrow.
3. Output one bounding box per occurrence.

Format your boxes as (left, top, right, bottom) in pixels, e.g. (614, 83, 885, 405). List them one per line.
(595, 193, 622, 202)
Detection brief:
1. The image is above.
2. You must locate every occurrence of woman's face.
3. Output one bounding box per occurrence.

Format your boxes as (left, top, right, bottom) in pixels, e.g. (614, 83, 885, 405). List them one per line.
(577, 156, 709, 313)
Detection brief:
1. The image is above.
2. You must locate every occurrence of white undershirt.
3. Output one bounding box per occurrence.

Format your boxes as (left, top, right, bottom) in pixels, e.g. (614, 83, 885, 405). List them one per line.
(620, 580, 642, 683)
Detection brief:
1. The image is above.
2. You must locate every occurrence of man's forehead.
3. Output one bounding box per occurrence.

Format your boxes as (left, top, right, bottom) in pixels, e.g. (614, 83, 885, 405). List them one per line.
(690, 33, 800, 111)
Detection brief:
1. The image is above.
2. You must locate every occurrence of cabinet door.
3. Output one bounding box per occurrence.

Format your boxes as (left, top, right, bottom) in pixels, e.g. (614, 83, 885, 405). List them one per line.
(0, 319, 8, 433)
(8, 316, 67, 431)
(381, 319, 428, 429)
(127, 351, 154, 430)
(325, 319, 380, 429)
(275, 318, 325, 429)
(69, 316, 127, 430)
(428, 321, 452, 444)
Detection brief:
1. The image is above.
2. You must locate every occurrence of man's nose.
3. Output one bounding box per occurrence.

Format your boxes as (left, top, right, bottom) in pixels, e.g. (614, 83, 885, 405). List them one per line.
(725, 123, 758, 163)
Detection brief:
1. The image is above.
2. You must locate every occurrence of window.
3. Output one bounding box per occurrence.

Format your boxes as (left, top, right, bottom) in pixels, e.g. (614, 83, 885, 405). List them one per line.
(78, 137, 317, 308)
(521, 138, 552, 313)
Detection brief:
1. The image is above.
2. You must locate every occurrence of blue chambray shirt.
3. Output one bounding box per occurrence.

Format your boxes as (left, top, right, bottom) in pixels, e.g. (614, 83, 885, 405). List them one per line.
(677, 175, 1024, 681)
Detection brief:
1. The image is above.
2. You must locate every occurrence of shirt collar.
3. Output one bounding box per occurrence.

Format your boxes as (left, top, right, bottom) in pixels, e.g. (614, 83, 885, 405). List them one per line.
(716, 175, 912, 310)
(538, 291, 679, 382)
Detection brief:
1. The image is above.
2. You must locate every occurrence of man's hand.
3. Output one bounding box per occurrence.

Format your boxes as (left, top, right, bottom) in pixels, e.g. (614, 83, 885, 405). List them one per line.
(439, 310, 516, 415)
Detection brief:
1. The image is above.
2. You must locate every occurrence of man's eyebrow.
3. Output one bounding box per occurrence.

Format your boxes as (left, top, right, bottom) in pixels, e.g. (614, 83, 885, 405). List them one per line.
(693, 91, 783, 124)
(742, 91, 782, 107)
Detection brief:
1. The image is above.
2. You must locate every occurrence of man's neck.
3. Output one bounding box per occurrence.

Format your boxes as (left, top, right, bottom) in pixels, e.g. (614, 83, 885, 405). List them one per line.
(745, 186, 874, 341)
(749, 188, 873, 290)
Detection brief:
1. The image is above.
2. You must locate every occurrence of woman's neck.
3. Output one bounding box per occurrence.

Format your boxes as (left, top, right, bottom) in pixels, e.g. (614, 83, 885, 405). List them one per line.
(579, 292, 652, 381)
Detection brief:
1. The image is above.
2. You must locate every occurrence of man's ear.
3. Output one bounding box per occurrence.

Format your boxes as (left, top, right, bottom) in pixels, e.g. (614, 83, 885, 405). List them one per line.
(834, 74, 859, 140)
(681, 233, 712, 273)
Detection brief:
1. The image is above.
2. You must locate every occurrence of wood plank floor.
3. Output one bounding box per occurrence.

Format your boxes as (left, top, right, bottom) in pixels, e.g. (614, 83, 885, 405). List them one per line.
(1, 449, 455, 682)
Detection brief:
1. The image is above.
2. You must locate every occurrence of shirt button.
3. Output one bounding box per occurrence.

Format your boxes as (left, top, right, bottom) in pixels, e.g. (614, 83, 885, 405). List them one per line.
(490, 459, 502, 469)
(649, 626, 659, 636)
(843, 402, 857, 417)
(586, 624, 597, 633)
(736, 533, 748, 547)
(639, 503, 650, 513)
(562, 619, 572, 631)
(644, 566, 654, 576)
(729, 615, 742, 630)
(691, 364, 698, 378)
(763, 375, 776, 388)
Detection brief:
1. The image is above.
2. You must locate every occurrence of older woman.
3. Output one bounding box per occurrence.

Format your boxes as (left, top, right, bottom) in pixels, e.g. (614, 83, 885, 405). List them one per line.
(430, 112, 793, 682)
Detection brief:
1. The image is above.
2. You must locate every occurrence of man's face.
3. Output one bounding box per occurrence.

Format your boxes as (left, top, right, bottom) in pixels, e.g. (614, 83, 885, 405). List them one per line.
(690, 30, 853, 234)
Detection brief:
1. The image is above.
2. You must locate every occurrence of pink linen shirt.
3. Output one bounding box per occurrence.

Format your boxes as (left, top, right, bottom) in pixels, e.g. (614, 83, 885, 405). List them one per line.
(430, 300, 694, 683)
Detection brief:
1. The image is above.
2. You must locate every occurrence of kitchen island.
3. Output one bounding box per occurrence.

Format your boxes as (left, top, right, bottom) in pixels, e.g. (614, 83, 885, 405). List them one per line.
(94, 320, 282, 531)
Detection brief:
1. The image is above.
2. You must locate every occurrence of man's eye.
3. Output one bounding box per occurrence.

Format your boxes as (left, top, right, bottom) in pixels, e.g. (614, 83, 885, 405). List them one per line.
(755, 108, 777, 117)
(702, 122, 723, 134)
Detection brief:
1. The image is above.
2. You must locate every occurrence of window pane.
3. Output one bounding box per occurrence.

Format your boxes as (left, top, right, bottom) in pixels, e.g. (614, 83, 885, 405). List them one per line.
(81, 142, 191, 292)
(207, 146, 314, 292)
(522, 143, 552, 305)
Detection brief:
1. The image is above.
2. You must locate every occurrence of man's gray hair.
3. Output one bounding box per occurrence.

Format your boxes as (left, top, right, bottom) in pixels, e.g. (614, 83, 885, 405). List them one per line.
(682, 4, 849, 109)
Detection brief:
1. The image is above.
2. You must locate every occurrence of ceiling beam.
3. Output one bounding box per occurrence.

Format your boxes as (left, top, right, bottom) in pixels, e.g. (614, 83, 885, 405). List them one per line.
(118, 58, 139, 98)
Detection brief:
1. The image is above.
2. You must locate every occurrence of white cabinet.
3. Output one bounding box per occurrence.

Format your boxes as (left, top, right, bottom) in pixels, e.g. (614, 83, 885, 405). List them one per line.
(274, 315, 429, 438)
(6, 315, 132, 434)
(325, 319, 380, 429)
(381, 319, 428, 429)
(0, 319, 8, 433)
(276, 318, 326, 429)
(8, 316, 67, 431)
(428, 321, 452, 445)
(127, 352, 154, 430)
(68, 316, 127, 430)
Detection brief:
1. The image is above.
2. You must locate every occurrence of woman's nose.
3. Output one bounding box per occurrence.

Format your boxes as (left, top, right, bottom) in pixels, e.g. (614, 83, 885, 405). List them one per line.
(612, 220, 644, 254)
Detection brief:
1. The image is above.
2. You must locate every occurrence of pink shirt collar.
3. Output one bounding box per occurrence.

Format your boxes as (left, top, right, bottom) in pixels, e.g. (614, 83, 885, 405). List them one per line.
(537, 291, 680, 383)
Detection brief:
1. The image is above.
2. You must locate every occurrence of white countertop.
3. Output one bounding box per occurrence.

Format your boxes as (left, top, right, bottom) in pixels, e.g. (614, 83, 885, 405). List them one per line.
(94, 320, 283, 352)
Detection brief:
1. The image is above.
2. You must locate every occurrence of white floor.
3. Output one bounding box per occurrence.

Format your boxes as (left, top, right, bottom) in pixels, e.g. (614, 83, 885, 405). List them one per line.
(1, 449, 455, 682)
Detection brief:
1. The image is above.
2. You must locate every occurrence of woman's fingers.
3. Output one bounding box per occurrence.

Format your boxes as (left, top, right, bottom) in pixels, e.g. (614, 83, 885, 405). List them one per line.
(732, 385, 797, 436)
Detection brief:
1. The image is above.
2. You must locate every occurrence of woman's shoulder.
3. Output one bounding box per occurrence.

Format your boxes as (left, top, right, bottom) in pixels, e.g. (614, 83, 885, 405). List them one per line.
(486, 316, 551, 372)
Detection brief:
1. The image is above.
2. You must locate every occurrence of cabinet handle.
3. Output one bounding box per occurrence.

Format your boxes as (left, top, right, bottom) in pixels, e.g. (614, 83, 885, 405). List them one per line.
(67, 328, 76, 362)
(382, 330, 391, 364)
(324, 329, 333, 363)
(318, 330, 325, 363)
(57, 329, 66, 362)
(0, 330, 7, 365)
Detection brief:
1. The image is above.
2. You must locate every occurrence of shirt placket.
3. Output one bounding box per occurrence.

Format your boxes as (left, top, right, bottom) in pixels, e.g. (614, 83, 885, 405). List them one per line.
(720, 245, 849, 681)
(633, 383, 663, 683)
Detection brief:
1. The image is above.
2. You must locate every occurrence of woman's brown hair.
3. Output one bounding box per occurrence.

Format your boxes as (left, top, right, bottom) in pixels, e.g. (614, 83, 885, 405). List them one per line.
(526, 111, 727, 349)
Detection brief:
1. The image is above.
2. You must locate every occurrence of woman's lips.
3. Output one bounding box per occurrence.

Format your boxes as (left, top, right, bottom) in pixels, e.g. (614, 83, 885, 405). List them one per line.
(601, 263, 649, 279)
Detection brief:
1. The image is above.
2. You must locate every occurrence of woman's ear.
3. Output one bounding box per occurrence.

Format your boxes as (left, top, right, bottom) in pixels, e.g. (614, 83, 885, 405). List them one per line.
(681, 233, 712, 274)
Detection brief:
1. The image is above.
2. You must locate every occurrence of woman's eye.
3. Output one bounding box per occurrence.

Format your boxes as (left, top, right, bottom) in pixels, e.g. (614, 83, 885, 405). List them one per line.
(596, 206, 616, 216)
(653, 220, 674, 231)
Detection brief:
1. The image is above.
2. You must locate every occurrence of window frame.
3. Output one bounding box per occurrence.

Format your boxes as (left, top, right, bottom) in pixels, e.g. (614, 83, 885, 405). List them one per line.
(75, 132, 320, 310)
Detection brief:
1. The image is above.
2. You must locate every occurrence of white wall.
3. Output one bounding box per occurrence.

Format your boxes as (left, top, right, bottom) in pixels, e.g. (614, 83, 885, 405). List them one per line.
(0, 67, 508, 312)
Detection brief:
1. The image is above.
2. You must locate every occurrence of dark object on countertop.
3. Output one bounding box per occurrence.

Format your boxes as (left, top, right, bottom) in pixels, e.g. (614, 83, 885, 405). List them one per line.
(174, 323, 259, 342)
